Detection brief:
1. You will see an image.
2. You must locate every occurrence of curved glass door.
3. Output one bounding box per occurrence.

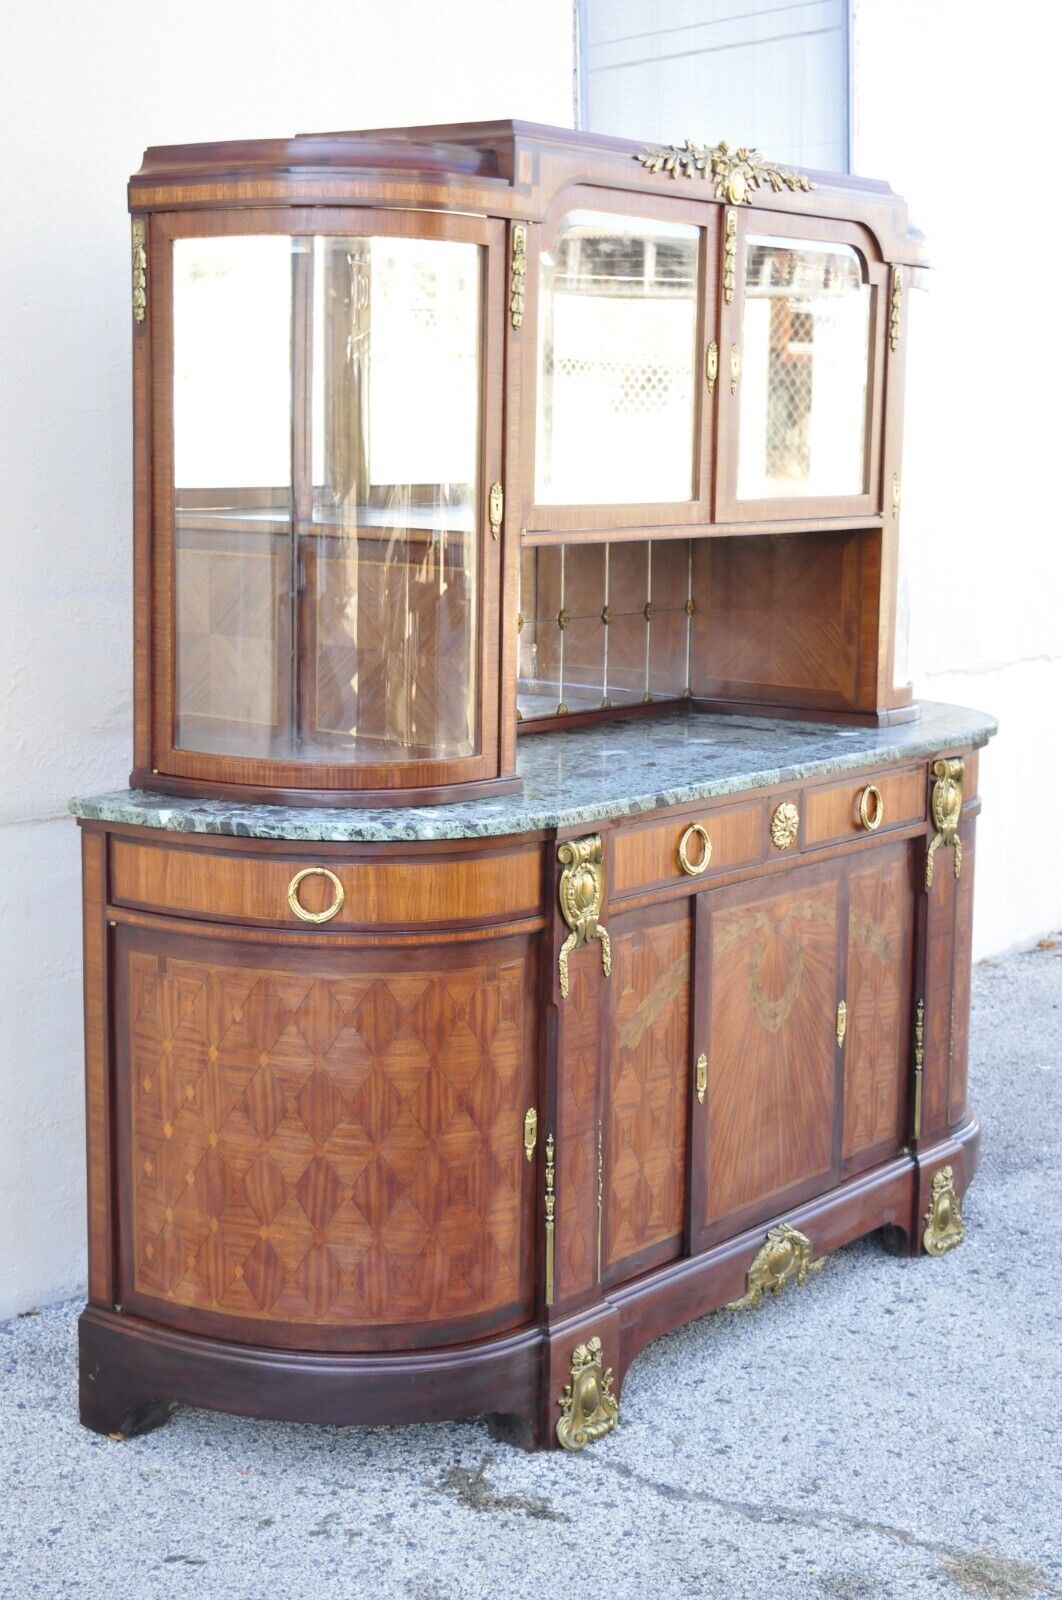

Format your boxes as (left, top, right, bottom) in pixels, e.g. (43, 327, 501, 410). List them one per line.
(171, 229, 482, 769)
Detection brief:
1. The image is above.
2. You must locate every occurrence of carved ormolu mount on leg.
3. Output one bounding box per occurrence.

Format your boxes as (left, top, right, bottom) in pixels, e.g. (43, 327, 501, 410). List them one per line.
(556, 1336, 619, 1451)
(926, 759, 964, 887)
(727, 1223, 823, 1310)
(922, 1166, 965, 1256)
(557, 835, 611, 999)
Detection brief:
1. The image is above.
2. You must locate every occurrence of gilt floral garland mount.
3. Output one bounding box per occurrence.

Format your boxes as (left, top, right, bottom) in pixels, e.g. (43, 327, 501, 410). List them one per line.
(634, 138, 814, 205)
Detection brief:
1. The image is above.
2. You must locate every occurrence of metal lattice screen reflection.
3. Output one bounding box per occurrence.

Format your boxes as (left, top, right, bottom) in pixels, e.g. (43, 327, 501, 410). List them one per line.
(516, 540, 694, 721)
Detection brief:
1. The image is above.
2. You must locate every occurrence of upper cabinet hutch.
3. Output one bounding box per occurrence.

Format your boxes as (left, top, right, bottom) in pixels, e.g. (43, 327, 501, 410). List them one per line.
(73, 123, 992, 1453)
(127, 123, 919, 808)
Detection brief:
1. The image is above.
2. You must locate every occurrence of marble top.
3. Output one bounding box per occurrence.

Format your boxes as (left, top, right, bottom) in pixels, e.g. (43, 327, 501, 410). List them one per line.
(68, 701, 996, 844)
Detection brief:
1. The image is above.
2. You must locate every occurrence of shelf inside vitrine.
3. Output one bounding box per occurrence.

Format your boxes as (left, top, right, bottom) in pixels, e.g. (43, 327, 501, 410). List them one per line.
(521, 514, 883, 547)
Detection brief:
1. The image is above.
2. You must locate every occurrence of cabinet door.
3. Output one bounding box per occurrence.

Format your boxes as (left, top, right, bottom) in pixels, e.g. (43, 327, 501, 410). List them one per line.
(603, 901, 693, 1286)
(112, 924, 538, 1350)
(155, 208, 505, 795)
(842, 840, 915, 1174)
(526, 191, 716, 535)
(715, 212, 887, 523)
(691, 861, 842, 1251)
(689, 843, 916, 1253)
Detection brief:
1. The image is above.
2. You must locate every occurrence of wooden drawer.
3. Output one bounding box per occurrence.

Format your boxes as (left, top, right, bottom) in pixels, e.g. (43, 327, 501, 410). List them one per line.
(612, 800, 765, 896)
(108, 837, 543, 929)
(803, 765, 925, 849)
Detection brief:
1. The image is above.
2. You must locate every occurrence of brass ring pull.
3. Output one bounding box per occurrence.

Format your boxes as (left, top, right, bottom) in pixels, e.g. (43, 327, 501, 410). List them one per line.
(858, 785, 885, 833)
(286, 866, 345, 924)
(678, 822, 712, 877)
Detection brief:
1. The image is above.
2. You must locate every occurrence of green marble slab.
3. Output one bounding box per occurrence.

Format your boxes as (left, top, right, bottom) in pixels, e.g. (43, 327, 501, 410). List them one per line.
(68, 701, 996, 843)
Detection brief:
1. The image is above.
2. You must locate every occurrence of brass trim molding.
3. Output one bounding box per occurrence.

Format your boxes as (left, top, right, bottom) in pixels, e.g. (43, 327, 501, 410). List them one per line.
(131, 220, 147, 324)
(596, 1120, 604, 1282)
(727, 1223, 822, 1310)
(557, 835, 611, 999)
(634, 139, 814, 205)
(509, 222, 527, 329)
(286, 866, 345, 924)
(723, 208, 737, 301)
(923, 1165, 965, 1256)
(912, 998, 925, 1139)
(770, 801, 800, 850)
(544, 1133, 556, 1303)
(926, 758, 964, 887)
(556, 1337, 619, 1451)
(890, 264, 903, 352)
(523, 1106, 538, 1164)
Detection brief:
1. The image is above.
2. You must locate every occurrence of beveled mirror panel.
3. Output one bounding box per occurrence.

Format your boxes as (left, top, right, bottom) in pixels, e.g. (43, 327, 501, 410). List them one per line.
(535, 211, 699, 506)
(736, 237, 871, 502)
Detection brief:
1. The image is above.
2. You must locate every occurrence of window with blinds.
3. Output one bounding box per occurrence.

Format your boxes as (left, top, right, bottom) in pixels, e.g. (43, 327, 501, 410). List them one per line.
(579, 0, 850, 175)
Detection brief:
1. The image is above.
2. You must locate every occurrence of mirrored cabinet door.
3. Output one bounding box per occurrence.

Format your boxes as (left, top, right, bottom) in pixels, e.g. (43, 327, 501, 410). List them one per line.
(160, 215, 503, 790)
(716, 217, 886, 522)
(529, 200, 713, 532)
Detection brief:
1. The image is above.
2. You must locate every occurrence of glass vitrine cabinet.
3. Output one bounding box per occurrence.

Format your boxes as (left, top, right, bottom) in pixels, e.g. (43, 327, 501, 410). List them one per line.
(144, 209, 506, 803)
(130, 125, 920, 803)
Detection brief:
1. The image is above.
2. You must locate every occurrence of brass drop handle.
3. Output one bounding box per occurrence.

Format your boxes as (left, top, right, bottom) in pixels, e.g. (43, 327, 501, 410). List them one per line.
(858, 784, 884, 832)
(678, 822, 712, 877)
(287, 866, 345, 924)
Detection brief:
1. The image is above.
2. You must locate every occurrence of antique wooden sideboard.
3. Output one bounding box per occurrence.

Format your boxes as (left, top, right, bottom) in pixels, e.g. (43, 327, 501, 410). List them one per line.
(72, 122, 994, 1451)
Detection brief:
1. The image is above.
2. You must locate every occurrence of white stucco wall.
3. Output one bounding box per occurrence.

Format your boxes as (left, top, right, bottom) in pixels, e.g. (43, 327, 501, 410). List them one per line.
(0, 0, 575, 1321)
(851, 0, 1062, 960)
(1, 0, 1057, 1318)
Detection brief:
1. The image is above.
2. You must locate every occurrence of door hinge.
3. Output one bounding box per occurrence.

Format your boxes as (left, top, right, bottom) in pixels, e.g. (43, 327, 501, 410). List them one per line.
(488, 482, 503, 540)
(523, 1106, 538, 1163)
(695, 1051, 708, 1104)
(544, 1132, 556, 1305)
(835, 999, 848, 1048)
(912, 998, 925, 1139)
(730, 343, 741, 394)
(706, 341, 719, 395)
(131, 219, 147, 324)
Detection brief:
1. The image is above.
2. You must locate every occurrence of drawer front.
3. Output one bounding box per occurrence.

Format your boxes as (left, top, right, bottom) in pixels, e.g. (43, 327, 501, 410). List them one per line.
(612, 800, 765, 897)
(803, 766, 925, 849)
(109, 838, 543, 929)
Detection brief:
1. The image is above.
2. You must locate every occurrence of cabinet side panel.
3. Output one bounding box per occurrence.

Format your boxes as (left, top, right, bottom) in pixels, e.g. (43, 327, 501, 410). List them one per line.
(949, 819, 976, 1126)
(115, 926, 537, 1348)
(707, 875, 839, 1225)
(554, 956, 603, 1304)
(606, 904, 691, 1282)
(83, 831, 113, 1305)
(921, 843, 957, 1140)
(843, 841, 913, 1163)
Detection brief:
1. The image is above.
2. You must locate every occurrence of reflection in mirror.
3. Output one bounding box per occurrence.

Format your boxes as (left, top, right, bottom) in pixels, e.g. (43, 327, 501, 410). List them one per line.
(172, 233, 482, 766)
(517, 540, 694, 720)
(536, 212, 699, 505)
(736, 237, 870, 501)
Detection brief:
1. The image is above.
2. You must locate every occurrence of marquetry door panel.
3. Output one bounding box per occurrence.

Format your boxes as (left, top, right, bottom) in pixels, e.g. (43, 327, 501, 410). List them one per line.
(692, 862, 841, 1250)
(114, 926, 537, 1351)
(604, 902, 692, 1285)
(842, 841, 914, 1171)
